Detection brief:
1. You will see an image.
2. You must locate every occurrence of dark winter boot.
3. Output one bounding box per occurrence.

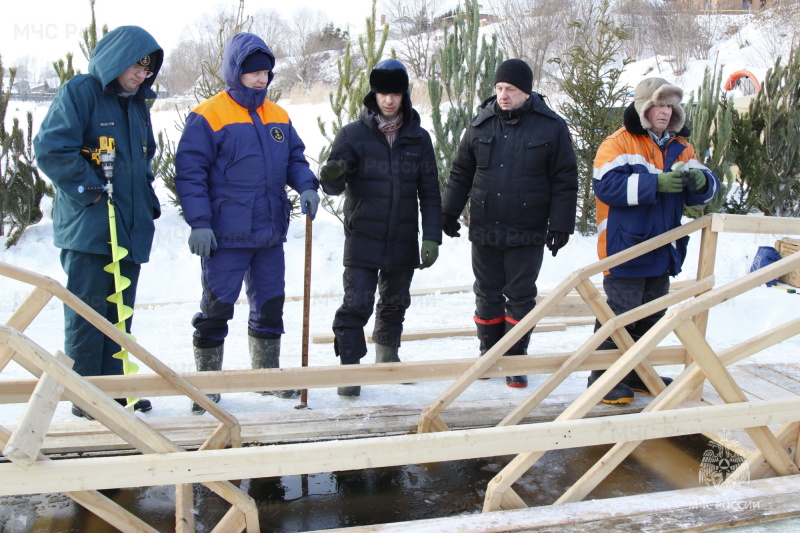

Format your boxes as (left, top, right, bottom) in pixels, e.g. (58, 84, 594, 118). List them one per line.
(504, 320, 530, 388)
(623, 371, 673, 395)
(587, 370, 634, 404)
(192, 343, 224, 413)
(337, 359, 361, 397)
(115, 398, 153, 413)
(249, 336, 300, 399)
(475, 316, 505, 380)
(375, 344, 400, 363)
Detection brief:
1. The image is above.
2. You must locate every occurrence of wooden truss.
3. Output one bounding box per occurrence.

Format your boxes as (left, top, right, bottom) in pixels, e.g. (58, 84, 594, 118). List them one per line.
(1, 213, 800, 531)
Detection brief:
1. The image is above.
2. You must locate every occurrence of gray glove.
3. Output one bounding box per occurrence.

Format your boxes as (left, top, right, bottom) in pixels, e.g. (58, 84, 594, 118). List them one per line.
(188, 228, 217, 258)
(319, 159, 346, 182)
(299, 189, 320, 220)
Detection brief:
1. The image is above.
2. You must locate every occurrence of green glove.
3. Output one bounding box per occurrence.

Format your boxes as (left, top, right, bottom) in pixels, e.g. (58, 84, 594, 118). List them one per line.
(688, 168, 706, 192)
(419, 240, 439, 269)
(320, 159, 346, 182)
(657, 161, 685, 193)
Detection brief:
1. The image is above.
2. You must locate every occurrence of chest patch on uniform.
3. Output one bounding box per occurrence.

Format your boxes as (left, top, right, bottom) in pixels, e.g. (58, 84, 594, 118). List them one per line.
(270, 127, 284, 143)
(100, 121, 115, 127)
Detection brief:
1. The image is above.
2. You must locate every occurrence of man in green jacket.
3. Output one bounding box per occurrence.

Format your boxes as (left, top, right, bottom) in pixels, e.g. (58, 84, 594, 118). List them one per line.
(34, 26, 163, 418)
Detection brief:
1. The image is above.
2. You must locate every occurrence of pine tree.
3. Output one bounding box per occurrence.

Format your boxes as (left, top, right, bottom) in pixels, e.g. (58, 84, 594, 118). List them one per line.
(427, 0, 502, 197)
(549, 0, 631, 235)
(316, 0, 389, 221)
(0, 58, 52, 247)
(684, 64, 734, 218)
(731, 49, 800, 217)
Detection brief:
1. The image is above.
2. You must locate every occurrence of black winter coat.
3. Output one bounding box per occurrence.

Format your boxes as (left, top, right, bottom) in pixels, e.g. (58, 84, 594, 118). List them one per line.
(442, 94, 578, 248)
(322, 93, 442, 270)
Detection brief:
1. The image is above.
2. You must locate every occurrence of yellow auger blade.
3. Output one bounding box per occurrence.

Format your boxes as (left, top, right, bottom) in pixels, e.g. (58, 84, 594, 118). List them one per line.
(104, 200, 141, 410)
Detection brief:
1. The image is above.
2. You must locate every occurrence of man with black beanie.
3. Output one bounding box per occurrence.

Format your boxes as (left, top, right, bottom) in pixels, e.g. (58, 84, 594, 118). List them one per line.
(441, 58, 578, 388)
(318, 59, 442, 397)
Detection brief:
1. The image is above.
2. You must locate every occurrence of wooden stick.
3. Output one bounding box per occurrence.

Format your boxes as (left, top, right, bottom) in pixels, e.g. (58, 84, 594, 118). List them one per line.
(298, 211, 312, 409)
(0, 285, 53, 372)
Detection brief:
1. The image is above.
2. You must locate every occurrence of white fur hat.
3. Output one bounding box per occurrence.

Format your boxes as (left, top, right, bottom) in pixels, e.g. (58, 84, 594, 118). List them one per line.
(634, 77, 686, 133)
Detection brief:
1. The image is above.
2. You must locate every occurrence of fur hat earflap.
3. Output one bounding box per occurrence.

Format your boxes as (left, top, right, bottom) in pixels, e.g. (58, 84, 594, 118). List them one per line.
(634, 77, 686, 133)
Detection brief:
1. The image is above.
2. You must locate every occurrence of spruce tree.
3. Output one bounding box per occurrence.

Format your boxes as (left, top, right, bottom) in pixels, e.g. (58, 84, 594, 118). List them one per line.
(549, 0, 631, 235)
(684, 64, 734, 218)
(427, 0, 502, 196)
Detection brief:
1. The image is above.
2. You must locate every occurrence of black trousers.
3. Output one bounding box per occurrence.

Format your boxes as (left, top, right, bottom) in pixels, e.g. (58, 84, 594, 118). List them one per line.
(333, 266, 414, 364)
(595, 274, 671, 346)
(471, 242, 544, 322)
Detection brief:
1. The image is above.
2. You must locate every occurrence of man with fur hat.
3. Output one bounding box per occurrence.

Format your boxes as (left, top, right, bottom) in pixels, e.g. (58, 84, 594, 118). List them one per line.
(175, 32, 320, 411)
(441, 58, 578, 388)
(318, 58, 442, 397)
(590, 77, 720, 404)
(35, 26, 164, 418)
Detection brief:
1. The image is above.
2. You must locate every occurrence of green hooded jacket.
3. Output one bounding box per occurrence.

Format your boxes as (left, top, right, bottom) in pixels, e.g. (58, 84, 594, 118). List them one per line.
(34, 26, 163, 264)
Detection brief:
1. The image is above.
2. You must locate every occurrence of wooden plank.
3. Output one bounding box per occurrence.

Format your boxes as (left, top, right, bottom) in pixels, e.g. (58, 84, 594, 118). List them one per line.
(311, 322, 569, 344)
(32, 397, 651, 456)
(0, 424, 159, 533)
(3, 351, 73, 468)
(0, 286, 53, 372)
(736, 364, 800, 396)
(711, 213, 800, 235)
(761, 363, 800, 388)
(728, 367, 798, 401)
(2, 397, 800, 496)
(746, 422, 800, 480)
(328, 475, 800, 533)
(0, 347, 688, 403)
(175, 484, 195, 533)
(676, 321, 800, 477)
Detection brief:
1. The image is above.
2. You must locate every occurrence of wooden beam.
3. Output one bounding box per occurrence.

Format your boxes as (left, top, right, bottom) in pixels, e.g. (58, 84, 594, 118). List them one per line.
(3, 350, 73, 468)
(0, 347, 688, 403)
(175, 483, 195, 533)
(0, 424, 159, 533)
(675, 320, 800, 477)
(2, 397, 800, 496)
(0, 285, 53, 372)
(311, 322, 571, 344)
(710, 213, 800, 234)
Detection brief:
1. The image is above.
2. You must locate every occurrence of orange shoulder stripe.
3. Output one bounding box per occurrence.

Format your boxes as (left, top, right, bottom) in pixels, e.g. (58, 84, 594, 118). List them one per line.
(257, 100, 290, 125)
(191, 94, 291, 132)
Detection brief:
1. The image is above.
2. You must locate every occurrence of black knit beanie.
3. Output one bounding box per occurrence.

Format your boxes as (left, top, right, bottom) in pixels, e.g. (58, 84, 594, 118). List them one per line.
(241, 50, 273, 74)
(494, 59, 533, 93)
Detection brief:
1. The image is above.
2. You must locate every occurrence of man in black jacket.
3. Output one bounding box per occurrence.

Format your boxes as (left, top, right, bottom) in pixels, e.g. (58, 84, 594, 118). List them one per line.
(441, 59, 578, 388)
(319, 59, 442, 397)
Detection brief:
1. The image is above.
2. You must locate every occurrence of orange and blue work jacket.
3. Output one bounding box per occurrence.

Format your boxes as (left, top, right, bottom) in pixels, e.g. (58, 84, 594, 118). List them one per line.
(175, 34, 317, 248)
(593, 105, 719, 278)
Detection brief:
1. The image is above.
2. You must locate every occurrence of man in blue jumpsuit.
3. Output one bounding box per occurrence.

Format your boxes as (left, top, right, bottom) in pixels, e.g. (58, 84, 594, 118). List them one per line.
(175, 32, 319, 411)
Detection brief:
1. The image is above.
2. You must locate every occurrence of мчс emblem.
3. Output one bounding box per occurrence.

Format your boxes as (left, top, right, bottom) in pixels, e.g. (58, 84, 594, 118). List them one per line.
(270, 127, 284, 143)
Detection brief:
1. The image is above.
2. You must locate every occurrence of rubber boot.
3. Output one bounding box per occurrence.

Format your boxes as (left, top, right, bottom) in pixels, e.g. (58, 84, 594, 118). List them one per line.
(588, 370, 634, 404)
(249, 336, 300, 399)
(475, 316, 505, 380)
(375, 344, 400, 363)
(337, 359, 361, 397)
(504, 320, 530, 388)
(192, 343, 224, 413)
(624, 371, 674, 395)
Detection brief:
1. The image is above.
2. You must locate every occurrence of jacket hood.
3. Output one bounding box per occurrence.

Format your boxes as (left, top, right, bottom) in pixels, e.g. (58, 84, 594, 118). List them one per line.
(223, 32, 276, 111)
(88, 26, 162, 98)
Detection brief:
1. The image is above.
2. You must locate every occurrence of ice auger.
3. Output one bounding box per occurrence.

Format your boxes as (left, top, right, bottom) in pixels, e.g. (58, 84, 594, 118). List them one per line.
(80, 136, 141, 410)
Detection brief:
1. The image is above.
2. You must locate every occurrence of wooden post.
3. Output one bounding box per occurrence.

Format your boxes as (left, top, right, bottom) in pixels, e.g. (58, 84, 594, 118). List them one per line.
(3, 350, 73, 468)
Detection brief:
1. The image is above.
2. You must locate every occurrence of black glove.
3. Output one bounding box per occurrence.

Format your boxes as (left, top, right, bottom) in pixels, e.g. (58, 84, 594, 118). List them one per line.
(319, 159, 346, 182)
(442, 213, 461, 238)
(546, 230, 569, 257)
